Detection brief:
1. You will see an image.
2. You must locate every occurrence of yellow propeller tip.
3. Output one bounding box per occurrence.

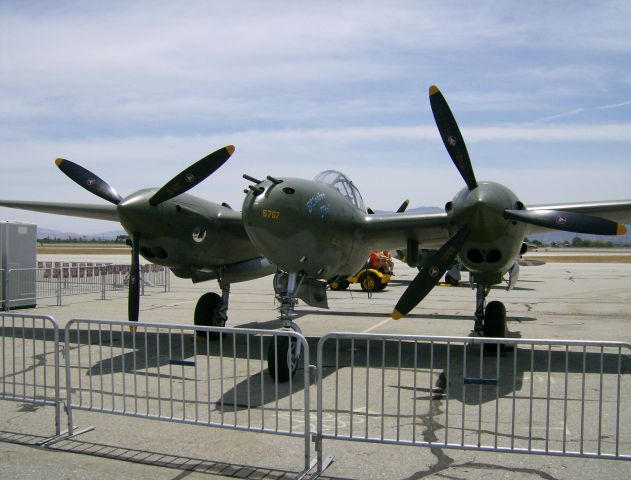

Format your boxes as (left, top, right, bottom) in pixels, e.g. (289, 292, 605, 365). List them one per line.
(617, 224, 628, 235)
(226, 145, 235, 155)
(429, 85, 440, 96)
(391, 310, 404, 320)
(54, 158, 64, 167)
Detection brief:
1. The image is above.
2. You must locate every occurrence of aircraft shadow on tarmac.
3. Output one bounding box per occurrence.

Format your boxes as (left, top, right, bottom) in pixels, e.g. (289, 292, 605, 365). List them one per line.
(3, 326, 628, 410)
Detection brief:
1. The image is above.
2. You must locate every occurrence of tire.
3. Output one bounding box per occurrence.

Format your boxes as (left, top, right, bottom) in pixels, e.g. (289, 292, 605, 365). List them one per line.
(360, 272, 380, 292)
(445, 272, 459, 286)
(194, 292, 227, 340)
(267, 335, 299, 382)
(372, 281, 387, 292)
(483, 300, 507, 354)
(330, 279, 350, 291)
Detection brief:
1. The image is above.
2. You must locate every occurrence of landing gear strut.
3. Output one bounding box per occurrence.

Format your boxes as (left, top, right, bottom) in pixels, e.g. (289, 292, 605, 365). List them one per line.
(268, 272, 304, 381)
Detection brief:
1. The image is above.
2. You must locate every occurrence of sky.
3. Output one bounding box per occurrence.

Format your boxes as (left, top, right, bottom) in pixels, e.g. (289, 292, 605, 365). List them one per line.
(1, 0, 630, 233)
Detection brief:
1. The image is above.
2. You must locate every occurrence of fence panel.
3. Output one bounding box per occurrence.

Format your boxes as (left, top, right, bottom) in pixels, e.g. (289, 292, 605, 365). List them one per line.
(63, 318, 312, 471)
(0, 312, 61, 435)
(6, 264, 171, 307)
(316, 333, 631, 469)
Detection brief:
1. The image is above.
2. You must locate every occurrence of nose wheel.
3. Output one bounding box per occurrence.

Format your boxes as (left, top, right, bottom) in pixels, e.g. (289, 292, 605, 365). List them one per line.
(267, 331, 301, 382)
(474, 284, 507, 340)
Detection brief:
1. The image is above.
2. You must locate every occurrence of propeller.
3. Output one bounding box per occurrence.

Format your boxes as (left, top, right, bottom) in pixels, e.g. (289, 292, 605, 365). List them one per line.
(396, 199, 410, 213)
(392, 226, 469, 319)
(56, 145, 236, 324)
(505, 209, 627, 236)
(149, 145, 235, 206)
(391, 85, 627, 320)
(55, 158, 123, 205)
(429, 86, 478, 190)
(367, 199, 409, 215)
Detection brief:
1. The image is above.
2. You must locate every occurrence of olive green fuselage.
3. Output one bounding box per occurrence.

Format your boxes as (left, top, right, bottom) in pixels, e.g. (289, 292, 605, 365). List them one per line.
(242, 178, 368, 279)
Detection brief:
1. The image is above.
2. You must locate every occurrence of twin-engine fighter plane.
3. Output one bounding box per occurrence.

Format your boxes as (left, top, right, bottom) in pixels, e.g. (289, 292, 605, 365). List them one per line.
(2, 85, 631, 381)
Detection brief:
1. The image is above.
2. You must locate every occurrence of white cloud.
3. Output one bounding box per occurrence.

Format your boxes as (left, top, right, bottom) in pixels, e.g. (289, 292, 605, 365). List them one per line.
(1, 0, 631, 232)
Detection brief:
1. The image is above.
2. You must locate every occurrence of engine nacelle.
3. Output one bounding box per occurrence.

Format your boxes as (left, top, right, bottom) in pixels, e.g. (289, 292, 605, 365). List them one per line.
(448, 181, 527, 285)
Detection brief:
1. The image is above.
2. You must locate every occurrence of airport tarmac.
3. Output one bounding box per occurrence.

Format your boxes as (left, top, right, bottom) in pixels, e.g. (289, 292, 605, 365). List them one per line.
(1, 253, 631, 479)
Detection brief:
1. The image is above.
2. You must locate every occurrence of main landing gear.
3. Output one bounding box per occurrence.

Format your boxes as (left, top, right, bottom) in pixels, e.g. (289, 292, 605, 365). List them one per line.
(194, 283, 230, 340)
(474, 283, 507, 341)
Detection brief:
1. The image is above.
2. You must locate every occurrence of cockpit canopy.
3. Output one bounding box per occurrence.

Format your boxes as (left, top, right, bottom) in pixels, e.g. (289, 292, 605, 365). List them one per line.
(314, 170, 366, 212)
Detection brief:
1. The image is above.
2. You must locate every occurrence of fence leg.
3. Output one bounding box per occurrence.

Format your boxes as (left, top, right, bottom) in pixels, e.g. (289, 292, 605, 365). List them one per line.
(56, 274, 62, 306)
(2, 270, 8, 311)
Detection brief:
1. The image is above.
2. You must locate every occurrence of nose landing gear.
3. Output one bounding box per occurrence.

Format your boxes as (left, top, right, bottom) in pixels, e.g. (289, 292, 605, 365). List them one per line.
(268, 272, 305, 381)
(474, 283, 507, 336)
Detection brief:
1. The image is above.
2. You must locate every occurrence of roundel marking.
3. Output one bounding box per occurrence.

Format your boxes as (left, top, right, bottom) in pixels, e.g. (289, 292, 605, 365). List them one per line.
(428, 266, 441, 278)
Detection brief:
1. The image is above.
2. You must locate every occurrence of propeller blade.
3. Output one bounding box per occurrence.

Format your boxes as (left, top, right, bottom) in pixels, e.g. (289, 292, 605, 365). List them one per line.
(149, 145, 235, 206)
(429, 86, 478, 190)
(128, 232, 140, 323)
(396, 199, 410, 213)
(392, 226, 469, 320)
(55, 158, 123, 205)
(505, 209, 628, 236)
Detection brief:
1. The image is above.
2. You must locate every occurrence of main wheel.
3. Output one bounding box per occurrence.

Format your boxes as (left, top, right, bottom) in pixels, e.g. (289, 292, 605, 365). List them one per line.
(267, 335, 299, 382)
(360, 272, 380, 292)
(194, 292, 227, 340)
(483, 300, 507, 353)
(372, 281, 387, 292)
(445, 272, 459, 286)
(329, 279, 350, 291)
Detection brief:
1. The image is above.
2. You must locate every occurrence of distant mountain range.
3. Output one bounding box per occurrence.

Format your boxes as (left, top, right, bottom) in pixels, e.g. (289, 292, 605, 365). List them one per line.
(37, 227, 127, 240)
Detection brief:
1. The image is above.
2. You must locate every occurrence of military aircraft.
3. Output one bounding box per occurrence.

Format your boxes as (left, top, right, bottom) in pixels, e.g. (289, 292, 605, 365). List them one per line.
(2, 85, 631, 381)
(0, 146, 276, 331)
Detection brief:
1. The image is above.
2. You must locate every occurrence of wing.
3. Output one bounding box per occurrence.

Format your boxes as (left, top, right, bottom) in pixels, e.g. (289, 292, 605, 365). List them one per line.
(0, 200, 119, 222)
(359, 199, 631, 251)
(524, 200, 631, 234)
(360, 211, 450, 250)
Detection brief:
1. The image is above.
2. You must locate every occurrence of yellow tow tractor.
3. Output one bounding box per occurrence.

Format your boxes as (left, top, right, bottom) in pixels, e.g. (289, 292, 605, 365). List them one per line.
(329, 251, 393, 292)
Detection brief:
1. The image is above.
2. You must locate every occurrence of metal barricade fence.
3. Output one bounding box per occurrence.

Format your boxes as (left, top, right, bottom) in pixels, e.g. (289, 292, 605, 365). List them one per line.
(0, 268, 4, 310)
(63, 318, 313, 472)
(5, 264, 171, 307)
(0, 313, 61, 436)
(315, 332, 631, 471)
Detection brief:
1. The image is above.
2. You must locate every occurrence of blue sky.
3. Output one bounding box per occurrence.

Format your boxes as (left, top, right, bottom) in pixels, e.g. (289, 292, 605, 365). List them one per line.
(1, 0, 630, 233)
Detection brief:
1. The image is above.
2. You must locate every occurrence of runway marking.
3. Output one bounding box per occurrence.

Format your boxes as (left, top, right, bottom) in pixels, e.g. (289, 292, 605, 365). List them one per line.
(362, 317, 391, 333)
